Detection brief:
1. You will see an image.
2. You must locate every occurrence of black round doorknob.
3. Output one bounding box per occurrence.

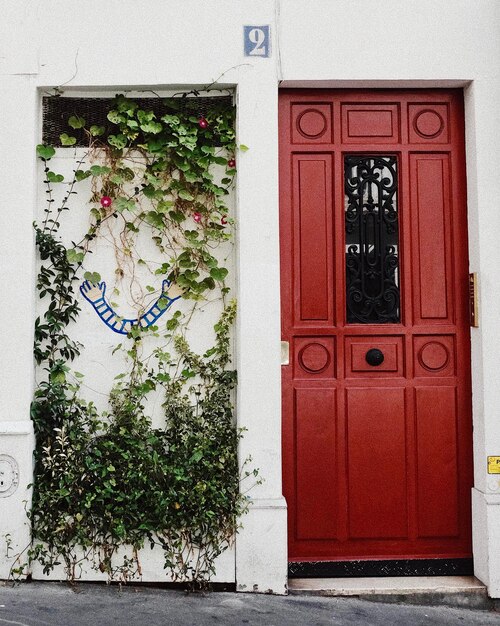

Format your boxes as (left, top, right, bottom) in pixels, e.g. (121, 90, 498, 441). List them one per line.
(365, 348, 384, 366)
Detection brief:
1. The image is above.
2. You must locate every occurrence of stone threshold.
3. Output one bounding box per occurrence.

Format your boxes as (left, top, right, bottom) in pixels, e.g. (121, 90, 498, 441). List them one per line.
(288, 576, 491, 609)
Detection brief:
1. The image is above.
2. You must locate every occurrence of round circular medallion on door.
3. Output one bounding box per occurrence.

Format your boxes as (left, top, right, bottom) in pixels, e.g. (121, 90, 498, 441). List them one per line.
(296, 109, 328, 140)
(418, 341, 450, 371)
(413, 109, 444, 139)
(298, 342, 330, 374)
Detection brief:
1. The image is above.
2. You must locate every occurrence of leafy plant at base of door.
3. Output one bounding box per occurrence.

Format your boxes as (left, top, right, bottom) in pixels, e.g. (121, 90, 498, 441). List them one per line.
(17, 93, 258, 587)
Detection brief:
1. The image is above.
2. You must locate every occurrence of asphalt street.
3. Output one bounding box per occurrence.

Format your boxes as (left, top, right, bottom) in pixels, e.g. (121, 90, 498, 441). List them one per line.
(1, 582, 500, 626)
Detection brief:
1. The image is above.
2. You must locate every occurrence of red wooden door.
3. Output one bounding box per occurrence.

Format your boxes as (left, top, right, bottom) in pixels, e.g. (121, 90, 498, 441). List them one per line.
(279, 90, 473, 564)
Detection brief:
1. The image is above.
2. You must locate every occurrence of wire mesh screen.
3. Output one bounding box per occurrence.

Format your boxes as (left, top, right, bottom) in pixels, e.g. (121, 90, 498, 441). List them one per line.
(42, 96, 233, 146)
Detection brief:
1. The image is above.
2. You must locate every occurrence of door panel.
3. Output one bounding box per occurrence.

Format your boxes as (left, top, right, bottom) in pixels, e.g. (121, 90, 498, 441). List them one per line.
(410, 153, 454, 323)
(280, 90, 472, 563)
(295, 388, 338, 540)
(293, 153, 334, 324)
(415, 386, 459, 538)
(346, 387, 408, 540)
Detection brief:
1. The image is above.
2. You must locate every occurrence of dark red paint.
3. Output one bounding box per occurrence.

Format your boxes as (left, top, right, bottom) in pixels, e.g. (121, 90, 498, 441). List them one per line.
(279, 90, 473, 562)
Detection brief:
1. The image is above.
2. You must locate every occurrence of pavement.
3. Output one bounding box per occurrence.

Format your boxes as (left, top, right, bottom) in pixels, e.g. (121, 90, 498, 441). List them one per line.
(1, 582, 500, 626)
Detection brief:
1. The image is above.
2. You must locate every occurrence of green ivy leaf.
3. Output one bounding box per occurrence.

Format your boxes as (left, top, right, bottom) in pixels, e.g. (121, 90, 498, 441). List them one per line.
(109, 173, 124, 185)
(89, 125, 106, 137)
(157, 296, 170, 310)
(60, 133, 77, 146)
(66, 249, 85, 264)
(168, 210, 185, 224)
(178, 190, 194, 201)
(161, 113, 180, 126)
(68, 115, 86, 129)
(75, 170, 92, 181)
(84, 271, 101, 284)
(239, 144, 249, 152)
(107, 110, 126, 125)
(108, 134, 127, 149)
(89, 165, 111, 176)
(210, 267, 228, 281)
(137, 110, 155, 124)
(36, 144, 56, 159)
(201, 276, 216, 290)
(125, 221, 139, 232)
(147, 138, 167, 152)
(46, 171, 64, 183)
(213, 156, 227, 166)
(49, 366, 68, 384)
(115, 95, 138, 115)
(184, 170, 199, 183)
(156, 200, 174, 213)
(114, 197, 135, 213)
(140, 121, 163, 134)
(144, 211, 164, 228)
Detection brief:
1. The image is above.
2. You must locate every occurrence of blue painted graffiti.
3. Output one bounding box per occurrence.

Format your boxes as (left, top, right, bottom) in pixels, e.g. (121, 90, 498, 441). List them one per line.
(80, 279, 182, 335)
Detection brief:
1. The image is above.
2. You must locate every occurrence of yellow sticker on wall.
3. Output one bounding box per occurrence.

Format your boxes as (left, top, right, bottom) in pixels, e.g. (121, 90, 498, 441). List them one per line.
(487, 457, 500, 474)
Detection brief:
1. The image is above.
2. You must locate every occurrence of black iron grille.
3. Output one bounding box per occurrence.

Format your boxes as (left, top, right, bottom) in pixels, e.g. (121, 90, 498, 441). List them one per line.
(42, 95, 233, 147)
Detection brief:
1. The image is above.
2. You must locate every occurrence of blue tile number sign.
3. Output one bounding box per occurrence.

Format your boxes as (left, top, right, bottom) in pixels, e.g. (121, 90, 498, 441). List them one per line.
(244, 25, 271, 58)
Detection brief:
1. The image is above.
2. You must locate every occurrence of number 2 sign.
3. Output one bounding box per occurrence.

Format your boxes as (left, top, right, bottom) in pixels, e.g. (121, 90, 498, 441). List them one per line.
(244, 26, 271, 58)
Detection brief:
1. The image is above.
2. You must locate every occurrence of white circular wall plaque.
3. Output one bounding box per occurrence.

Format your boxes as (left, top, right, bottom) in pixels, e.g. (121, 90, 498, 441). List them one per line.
(0, 454, 19, 498)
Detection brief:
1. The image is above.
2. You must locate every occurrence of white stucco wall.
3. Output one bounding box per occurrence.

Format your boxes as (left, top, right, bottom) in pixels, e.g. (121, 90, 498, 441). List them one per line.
(0, 0, 499, 596)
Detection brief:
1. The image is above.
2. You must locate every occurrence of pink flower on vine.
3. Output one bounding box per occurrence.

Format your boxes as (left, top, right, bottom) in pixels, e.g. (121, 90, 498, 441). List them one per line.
(193, 212, 202, 223)
(100, 196, 112, 208)
(221, 215, 227, 225)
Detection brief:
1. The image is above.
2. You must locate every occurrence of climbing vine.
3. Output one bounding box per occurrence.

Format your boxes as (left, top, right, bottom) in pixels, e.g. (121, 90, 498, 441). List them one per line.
(20, 92, 256, 586)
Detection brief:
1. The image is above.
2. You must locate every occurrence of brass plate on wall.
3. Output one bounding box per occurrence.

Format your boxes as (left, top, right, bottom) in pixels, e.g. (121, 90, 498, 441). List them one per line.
(469, 273, 479, 327)
(487, 456, 500, 474)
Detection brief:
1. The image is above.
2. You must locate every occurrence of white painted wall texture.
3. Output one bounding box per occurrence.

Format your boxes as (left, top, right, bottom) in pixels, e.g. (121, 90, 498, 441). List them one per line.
(0, 0, 499, 596)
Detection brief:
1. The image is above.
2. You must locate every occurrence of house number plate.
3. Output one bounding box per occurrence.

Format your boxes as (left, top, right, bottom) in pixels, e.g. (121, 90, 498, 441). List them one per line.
(243, 25, 271, 57)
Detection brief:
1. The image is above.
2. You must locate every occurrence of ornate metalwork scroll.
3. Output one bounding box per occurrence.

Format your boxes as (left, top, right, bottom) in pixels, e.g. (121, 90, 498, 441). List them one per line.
(345, 155, 400, 323)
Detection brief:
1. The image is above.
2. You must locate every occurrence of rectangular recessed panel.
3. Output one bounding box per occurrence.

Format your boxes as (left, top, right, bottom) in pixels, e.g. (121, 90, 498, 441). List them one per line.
(295, 388, 337, 540)
(294, 154, 333, 322)
(411, 154, 451, 321)
(416, 386, 459, 538)
(347, 388, 407, 539)
(342, 104, 399, 143)
(348, 110, 393, 136)
(351, 343, 398, 372)
(345, 336, 404, 377)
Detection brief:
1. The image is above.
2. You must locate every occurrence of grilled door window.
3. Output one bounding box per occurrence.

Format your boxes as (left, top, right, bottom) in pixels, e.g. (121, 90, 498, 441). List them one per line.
(345, 155, 400, 324)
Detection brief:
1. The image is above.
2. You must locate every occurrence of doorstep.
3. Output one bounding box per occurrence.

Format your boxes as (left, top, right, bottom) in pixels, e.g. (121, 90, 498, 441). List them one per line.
(288, 576, 490, 609)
